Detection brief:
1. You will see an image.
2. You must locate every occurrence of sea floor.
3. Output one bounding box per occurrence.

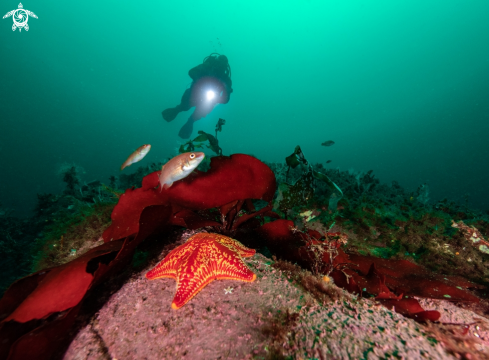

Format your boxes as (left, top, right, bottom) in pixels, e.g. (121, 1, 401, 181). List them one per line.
(63, 233, 489, 360)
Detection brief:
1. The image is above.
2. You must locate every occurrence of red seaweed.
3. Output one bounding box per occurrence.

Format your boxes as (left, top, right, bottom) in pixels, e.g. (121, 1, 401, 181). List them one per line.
(258, 219, 481, 323)
(0, 154, 484, 359)
(0, 154, 276, 359)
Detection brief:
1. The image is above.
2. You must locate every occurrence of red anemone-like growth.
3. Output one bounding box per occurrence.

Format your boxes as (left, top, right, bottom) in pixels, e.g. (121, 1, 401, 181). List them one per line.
(0, 154, 276, 360)
(103, 154, 276, 242)
(0, 154, 483, 359)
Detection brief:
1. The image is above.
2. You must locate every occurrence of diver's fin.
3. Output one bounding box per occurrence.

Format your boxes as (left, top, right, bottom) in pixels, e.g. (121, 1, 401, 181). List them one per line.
(178, 119, 194, 139)
(162, 107, 179, 122)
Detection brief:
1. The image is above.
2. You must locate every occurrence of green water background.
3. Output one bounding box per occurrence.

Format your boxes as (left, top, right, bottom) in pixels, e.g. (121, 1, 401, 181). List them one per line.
(1, 0, 489, 217)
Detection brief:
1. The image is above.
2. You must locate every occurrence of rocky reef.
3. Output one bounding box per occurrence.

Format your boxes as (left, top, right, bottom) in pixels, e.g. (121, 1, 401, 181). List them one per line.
(1, 151, 489, 360)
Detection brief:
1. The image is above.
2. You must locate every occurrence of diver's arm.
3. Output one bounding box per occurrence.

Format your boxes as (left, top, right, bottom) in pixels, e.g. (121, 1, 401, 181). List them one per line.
(216, 76, 232, 104)
(217, 84, 231, 104)
(188, 63, 208, 81)
(218, 92, 229, 104)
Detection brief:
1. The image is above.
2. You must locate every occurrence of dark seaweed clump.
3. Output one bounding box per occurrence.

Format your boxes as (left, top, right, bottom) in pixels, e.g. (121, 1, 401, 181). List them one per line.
(2, 154, 488, 297)
(0, 158, 212, 295)
(266, 159, 489, 288)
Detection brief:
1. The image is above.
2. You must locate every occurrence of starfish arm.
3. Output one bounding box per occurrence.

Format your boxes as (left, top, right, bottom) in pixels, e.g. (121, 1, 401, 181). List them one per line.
(172, 267, 215, 309)
(211, 244, 256, 281)
(201, 233, 257, 258)
(145, 264, 177, 280)
(145, 240, 200, 280)
(171, 243, 218, 308)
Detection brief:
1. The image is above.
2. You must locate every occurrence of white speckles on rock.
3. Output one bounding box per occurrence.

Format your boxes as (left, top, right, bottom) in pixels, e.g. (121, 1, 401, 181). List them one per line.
(63, 251, 484, 360)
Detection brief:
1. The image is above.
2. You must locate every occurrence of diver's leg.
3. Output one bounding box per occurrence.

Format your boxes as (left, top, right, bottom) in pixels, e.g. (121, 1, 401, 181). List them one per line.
(177, 106, 211, 139)
(178, 116, 195, 139)
(162, 88, 193, 122)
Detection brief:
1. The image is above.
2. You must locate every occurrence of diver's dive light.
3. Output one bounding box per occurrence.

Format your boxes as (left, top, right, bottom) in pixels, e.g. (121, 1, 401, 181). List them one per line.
(206, 90, 216, 101)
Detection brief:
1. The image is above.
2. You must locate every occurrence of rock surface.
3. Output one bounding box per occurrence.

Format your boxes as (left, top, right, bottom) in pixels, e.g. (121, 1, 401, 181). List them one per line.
(64, 234, 489, 360)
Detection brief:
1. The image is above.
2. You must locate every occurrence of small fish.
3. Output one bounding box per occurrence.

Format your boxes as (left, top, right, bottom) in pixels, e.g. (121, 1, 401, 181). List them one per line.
(158, 152, 205, 190)
(326, 160, 332, 164)
(321, 140, 335, 147)
(121, 144, 151, 171)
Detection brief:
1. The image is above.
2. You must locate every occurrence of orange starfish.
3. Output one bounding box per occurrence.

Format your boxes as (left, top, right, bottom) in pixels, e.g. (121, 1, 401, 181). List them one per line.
(146, 232, 256, 309)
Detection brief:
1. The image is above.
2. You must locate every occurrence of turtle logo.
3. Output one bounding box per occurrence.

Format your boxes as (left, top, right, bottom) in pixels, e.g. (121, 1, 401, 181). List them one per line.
(3, 3, 37, 32)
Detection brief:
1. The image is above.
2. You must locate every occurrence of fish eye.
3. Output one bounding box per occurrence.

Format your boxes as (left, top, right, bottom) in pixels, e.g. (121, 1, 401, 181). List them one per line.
(190, 153, 195, 159)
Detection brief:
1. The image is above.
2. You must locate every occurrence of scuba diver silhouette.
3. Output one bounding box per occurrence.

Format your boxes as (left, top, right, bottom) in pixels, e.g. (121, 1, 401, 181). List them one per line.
(162, 53, 233, 139)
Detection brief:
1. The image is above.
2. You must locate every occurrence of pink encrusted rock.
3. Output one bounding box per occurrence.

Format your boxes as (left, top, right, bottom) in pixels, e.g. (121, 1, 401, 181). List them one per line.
(63, 236, 489, 359)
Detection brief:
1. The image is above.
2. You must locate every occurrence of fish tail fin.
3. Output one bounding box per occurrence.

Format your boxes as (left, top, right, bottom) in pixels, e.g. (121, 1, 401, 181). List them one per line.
(161, 182, 173, 191)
